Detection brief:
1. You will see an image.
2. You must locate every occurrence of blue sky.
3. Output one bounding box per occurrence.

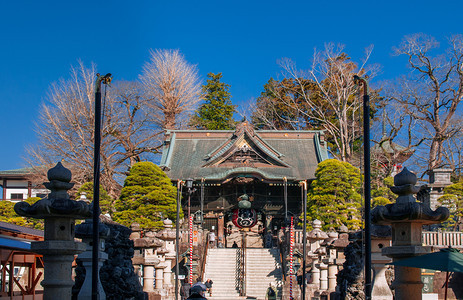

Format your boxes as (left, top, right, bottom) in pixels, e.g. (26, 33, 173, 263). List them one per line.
(1, 0, 462, 171)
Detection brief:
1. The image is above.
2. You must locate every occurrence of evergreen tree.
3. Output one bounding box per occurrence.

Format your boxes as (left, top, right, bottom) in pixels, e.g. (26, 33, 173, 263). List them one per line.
(371, 176, 396, 208)
(306, 159, 362, 231)
(76, 182, 114, 215)
(438, 181, 463, 231)
(113, 161, 181, 230)
(0, 197, 44, 229)
(190, 73, 236, 130)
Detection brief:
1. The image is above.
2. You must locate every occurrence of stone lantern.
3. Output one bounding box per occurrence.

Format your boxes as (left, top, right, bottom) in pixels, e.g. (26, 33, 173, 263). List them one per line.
(322, 231, 339, 292)
(372, 167, 449, 300)
(14, 162, 91, 300)
(307, 219, 328, 288)
(131, 226, 163, 296)
(370, 225, 393, 300)
(75, 218, 110, 299)
(156, 219, 177, 293)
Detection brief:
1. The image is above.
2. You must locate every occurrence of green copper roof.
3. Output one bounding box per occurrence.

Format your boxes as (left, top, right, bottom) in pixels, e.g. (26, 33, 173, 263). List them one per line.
(160, 126, 327, 182)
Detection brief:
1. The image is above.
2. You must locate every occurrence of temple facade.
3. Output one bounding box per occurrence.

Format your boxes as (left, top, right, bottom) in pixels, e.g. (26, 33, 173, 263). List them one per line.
(160, 122, 328, 247)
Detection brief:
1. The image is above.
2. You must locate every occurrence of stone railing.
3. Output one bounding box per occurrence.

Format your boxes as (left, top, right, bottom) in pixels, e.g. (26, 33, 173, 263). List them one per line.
(422, 231, 463, 247)
(294, 229, 463, 247)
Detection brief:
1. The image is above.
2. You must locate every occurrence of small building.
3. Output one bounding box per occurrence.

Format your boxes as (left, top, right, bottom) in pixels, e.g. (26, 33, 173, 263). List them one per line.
(0, 221, 44, 299)
(160, 122, 328, 245)
(0, 168, 48, 201)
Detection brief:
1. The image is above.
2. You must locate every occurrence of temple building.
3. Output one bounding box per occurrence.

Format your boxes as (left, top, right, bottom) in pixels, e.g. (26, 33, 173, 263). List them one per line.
(160, 122, 328, 246)
(0, 168, 48, 201)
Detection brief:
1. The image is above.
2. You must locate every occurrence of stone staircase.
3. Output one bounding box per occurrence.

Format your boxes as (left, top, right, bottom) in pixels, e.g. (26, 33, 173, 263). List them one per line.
(245, 248, 283, 300)
(203, 248, 244, 300)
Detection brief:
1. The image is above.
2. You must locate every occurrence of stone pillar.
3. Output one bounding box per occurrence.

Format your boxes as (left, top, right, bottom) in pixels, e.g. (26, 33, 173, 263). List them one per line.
(143, 264, 156, 292)
(371, 226, 393, 300)
(14, 163, 91, 300)
(326, 260, 337, 291)
(75, 219, 110, 300)
(311, 259, 320, 287)
(155, 265, 166, 292)
(156, 219, 176, 294)
(372, 167, 449, 300)
(130, 223, 143, 277)
(317, 262, 328, 291)
(428, 168, 453, 210)
(131, 227, 163, 298)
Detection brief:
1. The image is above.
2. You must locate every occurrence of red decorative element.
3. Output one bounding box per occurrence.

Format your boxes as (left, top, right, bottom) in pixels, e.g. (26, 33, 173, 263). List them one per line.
(232, 208, 257, 228)
(189, 216, 193, 286)
(290, 217, 294, 299)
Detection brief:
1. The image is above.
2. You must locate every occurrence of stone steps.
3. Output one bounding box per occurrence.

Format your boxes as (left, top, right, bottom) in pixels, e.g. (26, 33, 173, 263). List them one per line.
(245, 248, 283, 300)
(204, 248, 241, 299)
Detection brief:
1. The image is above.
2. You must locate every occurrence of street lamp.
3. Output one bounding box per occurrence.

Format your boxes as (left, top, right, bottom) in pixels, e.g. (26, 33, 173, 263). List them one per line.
(175, 180, 184, 300)
(92, 73, 111, 300)
(299, 180, 308, 300)
(354, 75, 372, 300)
(186, 178, 193, 220)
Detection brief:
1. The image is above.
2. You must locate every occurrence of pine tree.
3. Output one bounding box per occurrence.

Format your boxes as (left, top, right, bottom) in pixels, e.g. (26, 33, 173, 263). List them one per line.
(306, 159, 362, 231)
(438, 181, 463, 231)
(190, 72, 236, 130)
(113, 161, 181, 230)
(76, 182, 114, 216)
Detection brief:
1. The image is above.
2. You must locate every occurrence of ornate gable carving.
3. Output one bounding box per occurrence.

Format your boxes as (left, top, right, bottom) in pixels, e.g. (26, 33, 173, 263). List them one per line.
(203, 122, 289, 168)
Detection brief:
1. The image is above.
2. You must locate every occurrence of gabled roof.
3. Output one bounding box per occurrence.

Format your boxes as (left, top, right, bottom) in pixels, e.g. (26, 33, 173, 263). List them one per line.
(203, 122, 289, 168)
(160, 122, 328, 182)
(372, 137, 414, 164)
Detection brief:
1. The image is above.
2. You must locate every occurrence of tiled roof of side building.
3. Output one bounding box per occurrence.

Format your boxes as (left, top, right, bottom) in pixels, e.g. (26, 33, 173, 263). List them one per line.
(0, 221, 44, 237)
(0, 167, 34, 176)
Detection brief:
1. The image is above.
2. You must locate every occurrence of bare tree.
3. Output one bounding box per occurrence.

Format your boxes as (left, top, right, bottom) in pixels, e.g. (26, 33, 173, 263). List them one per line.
(388, 34, 463, 174)
(140, 49, 201, 130)
(27, 62, 162, 198)
(252, 44, 379, 162)
(442, 126, 463, 179)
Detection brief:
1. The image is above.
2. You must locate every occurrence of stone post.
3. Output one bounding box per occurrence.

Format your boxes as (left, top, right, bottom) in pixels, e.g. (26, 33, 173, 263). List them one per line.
(143, 249, 157, 293)
(311, 260, 320, 287)
(428, 168, 453, 210)
(156, 219, 176, 294)
(130, 223, 143, 277)
(371, 225, 393, 300)
(155, 264, 166, 293)
(307, 220, 328, 293)
(75, 219, 110, 299)
(372, 167, 449, 300)
(14, 162, 91, 300)
(322, 231, 339, 292)
(131, 229, 163, 298)
(155, 246, 169, 296)
(327, 262, 337, 291)
(317, 262, 328, 291)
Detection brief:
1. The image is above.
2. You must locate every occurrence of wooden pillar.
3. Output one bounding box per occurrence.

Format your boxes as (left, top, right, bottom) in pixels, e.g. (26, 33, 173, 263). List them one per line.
(2, 179, 6, 200)
(28, 181, 32, 198)
(218, 213, 224, 242)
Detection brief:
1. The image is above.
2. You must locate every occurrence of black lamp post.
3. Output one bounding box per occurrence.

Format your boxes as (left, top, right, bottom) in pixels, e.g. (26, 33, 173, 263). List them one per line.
(175, 180, 184, 300)
(300, 180, 308, 300)
(186, 178, 193, 220)
(92, 73, 111, 300)
(354, 75, 372, 299)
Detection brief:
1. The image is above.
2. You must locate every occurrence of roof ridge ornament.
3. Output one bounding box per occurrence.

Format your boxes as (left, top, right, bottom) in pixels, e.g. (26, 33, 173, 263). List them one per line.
(234, 120, 255, 137)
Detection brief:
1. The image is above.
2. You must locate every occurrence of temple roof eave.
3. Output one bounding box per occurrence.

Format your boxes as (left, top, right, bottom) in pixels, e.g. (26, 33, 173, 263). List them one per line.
(178, 167, 297, 182)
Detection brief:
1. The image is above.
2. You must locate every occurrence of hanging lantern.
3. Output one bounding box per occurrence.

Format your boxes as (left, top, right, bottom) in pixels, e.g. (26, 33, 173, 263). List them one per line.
(232, 208, 257, 228)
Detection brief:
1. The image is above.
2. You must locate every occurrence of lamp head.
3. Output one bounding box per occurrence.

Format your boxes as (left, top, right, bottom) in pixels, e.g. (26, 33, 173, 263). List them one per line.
(186, 178, 193, 189)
